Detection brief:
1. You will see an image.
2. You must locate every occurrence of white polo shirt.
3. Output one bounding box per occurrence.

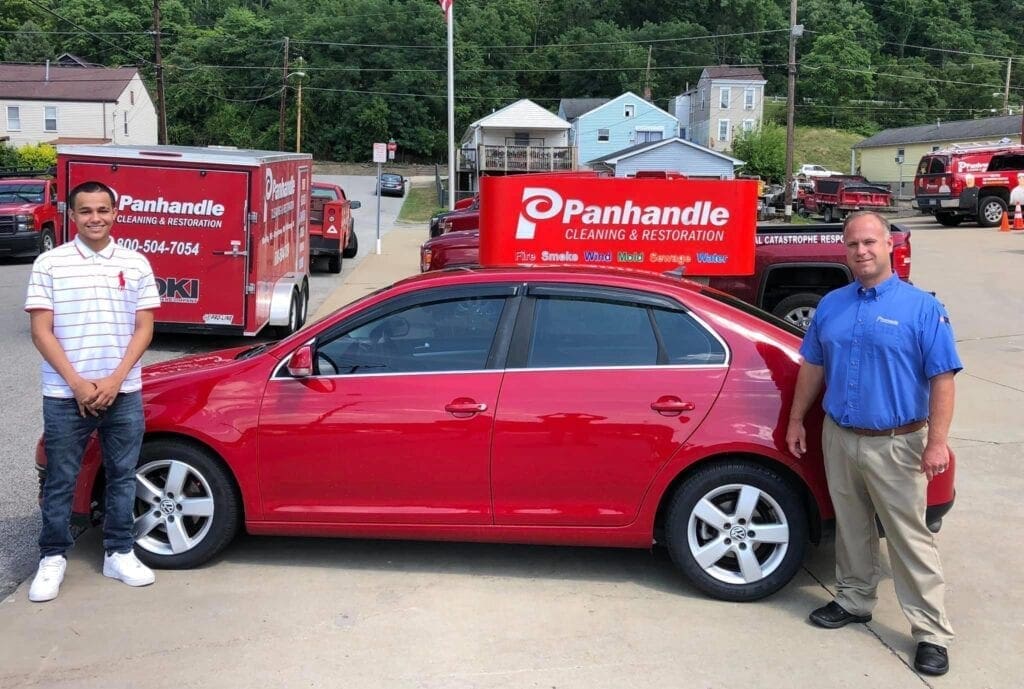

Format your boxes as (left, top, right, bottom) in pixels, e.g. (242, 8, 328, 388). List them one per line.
(25, 236, 161, 398)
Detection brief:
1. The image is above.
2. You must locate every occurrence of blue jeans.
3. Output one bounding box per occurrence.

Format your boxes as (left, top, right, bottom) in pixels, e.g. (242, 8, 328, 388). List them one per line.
(39, 391, 144, 558)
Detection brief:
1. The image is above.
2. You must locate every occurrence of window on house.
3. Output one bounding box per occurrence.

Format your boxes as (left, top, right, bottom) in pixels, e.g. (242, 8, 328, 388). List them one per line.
(130, 90, 135, 106)
(513, 131, 530, 146)
(624, 104, 635, 118)
(124, 112, 129, 136)
(718, 119, 730, 142)
(742, 119, 755, 133)
(637, 130, 663, 144)
(744, 87, 755, 110)
(44, 106, 57, 132)
(932, 145, 940, 152)
(597, 129, 610, 142)
(720, 87, 730, 109)
(6, 106, 20, 131)
(699, 89, 705, 111)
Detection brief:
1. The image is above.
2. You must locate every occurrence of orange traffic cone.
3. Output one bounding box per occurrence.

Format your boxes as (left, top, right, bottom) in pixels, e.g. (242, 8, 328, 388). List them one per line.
(1015, 203, 1024, 230)
(999, 210, 1011, 232)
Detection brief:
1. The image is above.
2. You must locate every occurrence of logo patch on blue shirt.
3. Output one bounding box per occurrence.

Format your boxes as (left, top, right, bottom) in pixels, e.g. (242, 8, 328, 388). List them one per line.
(877, 316, 899, 326)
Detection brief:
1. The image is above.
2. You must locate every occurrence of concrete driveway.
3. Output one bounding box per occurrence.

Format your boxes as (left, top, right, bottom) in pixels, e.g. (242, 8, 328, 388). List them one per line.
(1, 216, 1022, 689)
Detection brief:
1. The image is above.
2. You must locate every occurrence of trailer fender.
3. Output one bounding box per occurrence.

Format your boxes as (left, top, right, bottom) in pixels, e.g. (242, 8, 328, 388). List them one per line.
(268, 272, 305, 326)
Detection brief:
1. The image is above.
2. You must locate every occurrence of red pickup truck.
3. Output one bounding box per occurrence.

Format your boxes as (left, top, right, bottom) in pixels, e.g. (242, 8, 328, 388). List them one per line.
(310, 181, 360, 273)
(803, 176, 894, 223)
(421, 223, 912, 329)
(914, 144, 1024, 226)
(0, 176, 59, 257)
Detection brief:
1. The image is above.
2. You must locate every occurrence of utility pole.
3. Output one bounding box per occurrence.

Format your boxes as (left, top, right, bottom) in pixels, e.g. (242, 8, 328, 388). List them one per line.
(152, 0, 167, 144)
(278, 37, 289, 152)
(1003, 57, 1012, 116)
(783, 0, 801, 219)
(643, 45, 653, 101)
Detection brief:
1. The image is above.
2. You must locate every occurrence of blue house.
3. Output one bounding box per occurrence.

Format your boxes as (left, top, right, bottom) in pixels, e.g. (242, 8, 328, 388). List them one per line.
(559, 92, 680, 168)
(587, 137, 743, 179)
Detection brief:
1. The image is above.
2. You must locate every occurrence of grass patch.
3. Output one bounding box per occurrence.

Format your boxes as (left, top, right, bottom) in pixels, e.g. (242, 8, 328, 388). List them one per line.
(794, 127, 864, 175)
(398, 184, 445, 223)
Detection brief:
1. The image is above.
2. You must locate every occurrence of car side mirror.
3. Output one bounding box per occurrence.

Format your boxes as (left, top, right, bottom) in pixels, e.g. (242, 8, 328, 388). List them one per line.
(350, 200, 361, 210)
(286, 344, 314, 378)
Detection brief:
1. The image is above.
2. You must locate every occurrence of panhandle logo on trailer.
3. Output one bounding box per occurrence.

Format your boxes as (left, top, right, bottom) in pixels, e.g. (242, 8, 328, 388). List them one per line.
(481, 174, 757, 276)
(157, 277, 200, 304)
(264, 169, 297, 222)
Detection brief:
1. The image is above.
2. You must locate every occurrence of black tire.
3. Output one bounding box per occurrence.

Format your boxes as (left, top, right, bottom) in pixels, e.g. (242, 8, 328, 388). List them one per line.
(132, 440, 240, 569)
(934, 212, 963, 227)
(275, 289, 302, 337)
(327, 253, 342, 273)
(822, 206, 834, 223)
(38, 226, 56, 255)
(342, 222, 358, 258)
(977, 196, 1007, 227)
(664, 461, 808, 601)
(771, 292, 821, 330)
(296, 280, 309, 329)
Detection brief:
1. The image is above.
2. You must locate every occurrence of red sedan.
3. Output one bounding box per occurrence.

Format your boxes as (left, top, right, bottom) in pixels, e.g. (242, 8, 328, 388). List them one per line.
(40, 267, 956, 601)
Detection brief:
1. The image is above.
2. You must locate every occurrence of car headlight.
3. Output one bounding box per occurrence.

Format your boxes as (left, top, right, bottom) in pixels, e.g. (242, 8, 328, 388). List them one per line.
(16, 214, 34, 229)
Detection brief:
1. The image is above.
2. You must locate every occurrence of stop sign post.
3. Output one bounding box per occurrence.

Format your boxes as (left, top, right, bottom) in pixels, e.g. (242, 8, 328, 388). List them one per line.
(387, 139, 397, 161)
(373, 143, 387, 254)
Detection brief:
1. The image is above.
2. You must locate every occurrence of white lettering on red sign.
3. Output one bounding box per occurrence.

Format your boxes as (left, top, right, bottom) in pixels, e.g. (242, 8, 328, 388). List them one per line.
(118, 195, 225, 217)
(515, 187, 730, 239)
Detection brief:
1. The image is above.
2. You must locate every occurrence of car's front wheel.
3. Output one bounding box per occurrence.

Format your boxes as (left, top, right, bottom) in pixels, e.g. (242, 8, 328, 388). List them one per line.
(133, 440, 240, 569)
(665, 461, 808, 601)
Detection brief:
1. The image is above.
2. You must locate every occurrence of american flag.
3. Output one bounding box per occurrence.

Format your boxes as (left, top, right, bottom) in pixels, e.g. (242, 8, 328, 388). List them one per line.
(438, 0, 452, 15)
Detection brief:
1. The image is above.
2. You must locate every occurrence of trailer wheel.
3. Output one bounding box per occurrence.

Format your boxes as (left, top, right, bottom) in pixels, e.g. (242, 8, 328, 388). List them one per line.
(297, 281, 309, 328)
(327, 254, 342, 273)
(823, 206, 834, 223)
(276, 290, 302, 337)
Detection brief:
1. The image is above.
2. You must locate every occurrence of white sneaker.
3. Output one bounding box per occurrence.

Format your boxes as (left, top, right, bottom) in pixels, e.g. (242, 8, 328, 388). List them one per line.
(103, 551, 155, 587)
(29, 555, 67, 602)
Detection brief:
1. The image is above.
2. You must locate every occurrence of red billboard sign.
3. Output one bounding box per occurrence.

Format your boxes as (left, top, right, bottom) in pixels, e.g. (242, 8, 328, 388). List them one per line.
(479, 174, 757, 276)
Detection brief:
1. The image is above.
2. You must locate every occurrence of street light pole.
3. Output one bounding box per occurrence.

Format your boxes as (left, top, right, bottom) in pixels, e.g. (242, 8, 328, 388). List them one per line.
(783, 0, 801, 220)
(289, 57, 306, 154)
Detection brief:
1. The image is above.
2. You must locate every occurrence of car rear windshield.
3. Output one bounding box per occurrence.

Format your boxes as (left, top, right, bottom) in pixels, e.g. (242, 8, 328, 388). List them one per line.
(381, 174, 402, 182)
(917, 157, 946, 175)
(699, 288, 806, 338)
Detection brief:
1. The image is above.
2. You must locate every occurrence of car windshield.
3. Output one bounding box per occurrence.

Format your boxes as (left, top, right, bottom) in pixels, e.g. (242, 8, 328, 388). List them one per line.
(699, 288, 806, 338)
(0, 183, 44, 203)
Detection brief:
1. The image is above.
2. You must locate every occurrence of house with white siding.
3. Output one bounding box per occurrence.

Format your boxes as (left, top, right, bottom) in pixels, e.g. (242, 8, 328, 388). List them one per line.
(587, 137, 743, 178)
(669, 66, 767, 152)
(560, 93, 679, 168)
(456, 99, 573, 194)
(1, 64, 157, 148)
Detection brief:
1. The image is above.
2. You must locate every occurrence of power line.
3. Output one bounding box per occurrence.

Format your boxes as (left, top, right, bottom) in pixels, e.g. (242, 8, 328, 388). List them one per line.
(21, 0, 154, 66)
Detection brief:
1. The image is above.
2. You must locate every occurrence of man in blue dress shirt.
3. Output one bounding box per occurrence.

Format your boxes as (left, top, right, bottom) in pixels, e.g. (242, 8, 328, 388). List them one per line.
(786, 211, 961, 677)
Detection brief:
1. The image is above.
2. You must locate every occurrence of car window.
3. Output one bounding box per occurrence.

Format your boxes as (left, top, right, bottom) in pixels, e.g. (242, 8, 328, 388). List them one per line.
(315, 296, 506, 375)
(311, 186, 339, 200)
(988, 154, 1024, 171)
(652, 309, 727, 364)
(526, 296, 657, 368)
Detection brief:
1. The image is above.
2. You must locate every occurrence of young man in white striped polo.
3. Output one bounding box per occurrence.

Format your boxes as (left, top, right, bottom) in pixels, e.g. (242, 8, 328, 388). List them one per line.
(25, 180, 161, 602)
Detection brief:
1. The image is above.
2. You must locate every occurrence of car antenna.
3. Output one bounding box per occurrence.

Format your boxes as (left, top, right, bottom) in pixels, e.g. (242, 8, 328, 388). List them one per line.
(662, 265, 687, 280)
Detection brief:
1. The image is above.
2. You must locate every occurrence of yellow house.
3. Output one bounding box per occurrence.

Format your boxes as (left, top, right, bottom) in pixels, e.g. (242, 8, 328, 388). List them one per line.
(853, 115, 1022, 200)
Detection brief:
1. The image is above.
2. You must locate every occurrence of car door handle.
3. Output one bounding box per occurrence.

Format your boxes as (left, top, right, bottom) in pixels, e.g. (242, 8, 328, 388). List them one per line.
(650, 398, 695, 415)
(445, 399, 488, 415)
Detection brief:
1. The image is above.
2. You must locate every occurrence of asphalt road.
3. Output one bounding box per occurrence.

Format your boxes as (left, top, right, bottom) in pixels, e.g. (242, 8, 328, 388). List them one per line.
(0, 174, 403, 597)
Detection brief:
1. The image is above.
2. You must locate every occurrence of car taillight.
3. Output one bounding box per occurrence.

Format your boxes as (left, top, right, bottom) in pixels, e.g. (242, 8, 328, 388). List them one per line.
(893, 239, 911, 280)
(420, 247, 432, 273)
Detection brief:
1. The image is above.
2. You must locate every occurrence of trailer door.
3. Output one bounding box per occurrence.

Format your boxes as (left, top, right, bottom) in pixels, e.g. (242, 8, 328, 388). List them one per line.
(66, 161, 250, 329)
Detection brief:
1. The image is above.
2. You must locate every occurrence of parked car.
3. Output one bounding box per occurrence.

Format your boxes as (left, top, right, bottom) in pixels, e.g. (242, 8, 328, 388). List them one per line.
(798, 164, 842, 178)
(38, 266, 956, 602)
(377, 173, 406, 197)
(310, 181, 360, 273)
(0, 176, 58, 258)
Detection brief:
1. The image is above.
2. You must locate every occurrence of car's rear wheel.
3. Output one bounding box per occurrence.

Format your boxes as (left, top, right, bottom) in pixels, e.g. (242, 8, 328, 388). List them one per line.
(327, 253, 342, 273)
(665, 462, 808, 601)
(342, 223, 358, 258)
(934, 212, 963, 227)
(823, 206, 834, 223)
(132, 440, 240, 569)
(771, 292, 821, 330)
(978, 196, 1007, 227)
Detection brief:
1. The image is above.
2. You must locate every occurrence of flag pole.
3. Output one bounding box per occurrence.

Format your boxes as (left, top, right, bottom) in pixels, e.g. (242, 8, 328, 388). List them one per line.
(446, 1, 455, 209)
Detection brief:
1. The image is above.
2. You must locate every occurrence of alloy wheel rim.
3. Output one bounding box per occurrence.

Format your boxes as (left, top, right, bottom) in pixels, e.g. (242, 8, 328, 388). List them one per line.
(134, 459, 215, 555)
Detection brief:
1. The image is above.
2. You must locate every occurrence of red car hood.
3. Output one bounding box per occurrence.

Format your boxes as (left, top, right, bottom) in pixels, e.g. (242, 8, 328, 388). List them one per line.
(142, 346, 252, 382)
(0, 202, 37, 213)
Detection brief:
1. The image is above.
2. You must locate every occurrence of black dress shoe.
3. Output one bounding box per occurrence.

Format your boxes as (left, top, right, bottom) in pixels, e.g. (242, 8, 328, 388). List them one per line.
(914, 642, 949, 676)
(808, 601, 872, 628)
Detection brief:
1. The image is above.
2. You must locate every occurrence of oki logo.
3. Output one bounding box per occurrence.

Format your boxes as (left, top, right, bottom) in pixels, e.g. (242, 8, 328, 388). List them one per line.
(515, 187, 732, 240)
(156, 276, 200, 303)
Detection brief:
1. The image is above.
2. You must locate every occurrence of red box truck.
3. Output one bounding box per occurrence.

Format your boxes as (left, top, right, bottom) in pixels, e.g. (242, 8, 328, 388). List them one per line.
(56, 145, 313, 336)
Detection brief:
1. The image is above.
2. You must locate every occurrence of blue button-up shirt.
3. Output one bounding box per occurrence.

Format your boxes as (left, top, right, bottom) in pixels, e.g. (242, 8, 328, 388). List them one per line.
(800, 274, 962, 430)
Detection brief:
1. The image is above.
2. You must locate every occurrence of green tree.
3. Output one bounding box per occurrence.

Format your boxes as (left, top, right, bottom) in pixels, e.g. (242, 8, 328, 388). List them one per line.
(731, 123, 785, 182)
(4, 20, 53, 63)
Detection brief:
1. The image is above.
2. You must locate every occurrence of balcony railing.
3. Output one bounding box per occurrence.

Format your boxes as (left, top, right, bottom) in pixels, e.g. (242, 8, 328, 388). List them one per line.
(459, 145, 575, 173)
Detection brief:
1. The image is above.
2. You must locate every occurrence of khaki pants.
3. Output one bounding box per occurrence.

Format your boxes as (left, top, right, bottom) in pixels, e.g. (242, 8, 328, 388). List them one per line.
(822, 416, 954, 646)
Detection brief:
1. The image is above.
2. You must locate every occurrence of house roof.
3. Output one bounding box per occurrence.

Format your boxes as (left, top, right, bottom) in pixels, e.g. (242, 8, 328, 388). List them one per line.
(853, 115, 1023, 149)
(559, 98, 610, 121)
(466, 99, 569, 131)
(702, 66, 766, 82)
(587, 137, 743, 166)
(575, 92, 679, 126)
(0, 65, 137, 102)
(56, 53, 100, 68)
(47, 136, 111, 145)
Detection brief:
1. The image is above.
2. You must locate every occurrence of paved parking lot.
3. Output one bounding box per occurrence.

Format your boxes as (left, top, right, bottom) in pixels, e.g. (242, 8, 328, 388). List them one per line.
(1, 215, 1022, 688)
